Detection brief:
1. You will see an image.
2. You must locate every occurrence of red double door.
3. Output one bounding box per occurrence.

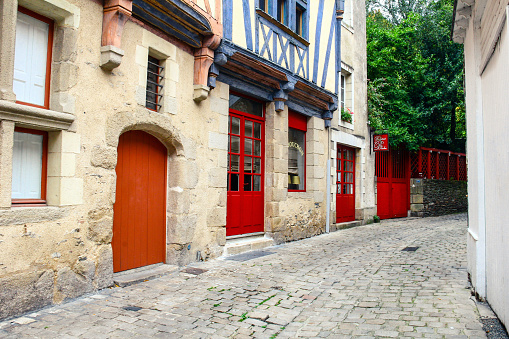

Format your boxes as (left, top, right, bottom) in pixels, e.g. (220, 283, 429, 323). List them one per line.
(336, 145, 356, 223)
(226, 110, 265, 237)
(376, 149, 410, 219)
(112, 131, 167, 272)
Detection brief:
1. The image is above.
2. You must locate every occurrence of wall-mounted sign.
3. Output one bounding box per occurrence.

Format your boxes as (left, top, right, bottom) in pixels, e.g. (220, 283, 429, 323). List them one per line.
(373, 134, 389, 151)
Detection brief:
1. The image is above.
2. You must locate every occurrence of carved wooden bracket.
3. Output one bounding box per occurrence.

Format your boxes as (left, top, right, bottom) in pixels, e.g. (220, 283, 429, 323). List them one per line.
(101, 0, 132, 70)
(193, 34, 221, 102)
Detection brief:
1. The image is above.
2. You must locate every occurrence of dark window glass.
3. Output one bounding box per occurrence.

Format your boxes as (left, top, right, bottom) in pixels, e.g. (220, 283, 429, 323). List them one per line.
(146, 56, 163, 111)
(288, 128, 305, 191)
(229, 173, 239, 191)
(277, 0, 287, 25)
(259, 0, 266, 11)
(296, 6, 303, 35)
(229, 94, 263, 117)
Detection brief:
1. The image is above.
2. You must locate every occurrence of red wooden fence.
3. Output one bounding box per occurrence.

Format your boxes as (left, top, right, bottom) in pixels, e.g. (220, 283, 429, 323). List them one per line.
(410, 147, 467, 181)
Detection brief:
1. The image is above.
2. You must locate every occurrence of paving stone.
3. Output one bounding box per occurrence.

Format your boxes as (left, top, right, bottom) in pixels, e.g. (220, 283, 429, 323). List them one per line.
(0, 214, 491, 339)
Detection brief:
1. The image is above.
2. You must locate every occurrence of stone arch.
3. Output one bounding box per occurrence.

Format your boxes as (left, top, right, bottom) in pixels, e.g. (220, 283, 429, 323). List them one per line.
(105, 109, 184, 156)
(100, 109, 198, 266)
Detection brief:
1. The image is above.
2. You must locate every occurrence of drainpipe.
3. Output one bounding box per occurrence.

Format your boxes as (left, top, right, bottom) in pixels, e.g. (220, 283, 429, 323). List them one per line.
(326, 126, 331, 233)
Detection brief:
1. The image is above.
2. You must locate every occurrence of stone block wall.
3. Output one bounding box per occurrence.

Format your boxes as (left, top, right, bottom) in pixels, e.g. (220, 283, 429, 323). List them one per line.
(410, 178, 468, 217)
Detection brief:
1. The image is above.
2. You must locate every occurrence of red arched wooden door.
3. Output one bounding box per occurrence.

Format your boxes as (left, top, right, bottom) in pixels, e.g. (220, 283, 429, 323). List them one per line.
(336, 145, 356, 223)
(112, 130, 167, 272)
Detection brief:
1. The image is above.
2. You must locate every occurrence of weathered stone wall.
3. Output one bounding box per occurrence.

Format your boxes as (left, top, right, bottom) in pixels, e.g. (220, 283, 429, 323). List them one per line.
(0, 0, 372, 321)
(0, 0, 229, 320)
(265, 106, 328, 244)
(410, 178, 468, 217)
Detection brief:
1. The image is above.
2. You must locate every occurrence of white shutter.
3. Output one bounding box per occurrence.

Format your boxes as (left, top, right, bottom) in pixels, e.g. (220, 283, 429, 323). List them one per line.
(12, 132, 44, 199)
(13, 12, 49, 107)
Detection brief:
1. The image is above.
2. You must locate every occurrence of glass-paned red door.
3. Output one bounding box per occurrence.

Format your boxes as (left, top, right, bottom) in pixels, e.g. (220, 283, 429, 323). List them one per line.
(336, 145, 356, 223)
(227, 94, 264, 236)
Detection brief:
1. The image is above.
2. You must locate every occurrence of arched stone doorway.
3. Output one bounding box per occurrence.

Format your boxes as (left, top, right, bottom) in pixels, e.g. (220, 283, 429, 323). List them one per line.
(112, 130, 167, 272)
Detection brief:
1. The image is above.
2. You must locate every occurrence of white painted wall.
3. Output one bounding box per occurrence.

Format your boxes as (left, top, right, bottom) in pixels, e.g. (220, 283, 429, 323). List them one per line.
(458, 1, 509, 329)
(480, 15, 509, 326)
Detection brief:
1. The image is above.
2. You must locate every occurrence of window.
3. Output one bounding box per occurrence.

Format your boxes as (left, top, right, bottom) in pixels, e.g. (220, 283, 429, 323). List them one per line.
(343, 0, 353, 28)
(341, 74, 345, 110)
(12, 128, 48, 204)
(258, 0, 269, 12)
(277, 0, 288, 26)
(146, 56, 164, 111)
(340, 71, 354, 124)
(13, 7, 54, 109)
(229, 94, 264, 117)
(296, 5, 304, 36)
(288, 111, 306, 191)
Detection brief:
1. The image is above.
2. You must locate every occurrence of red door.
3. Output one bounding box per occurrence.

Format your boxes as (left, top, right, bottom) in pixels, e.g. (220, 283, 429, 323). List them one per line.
(112, 130, 167, 272)
(336, 145, 356, 223)
(226, 98, 265, 236)
(376, 149, 410, 219)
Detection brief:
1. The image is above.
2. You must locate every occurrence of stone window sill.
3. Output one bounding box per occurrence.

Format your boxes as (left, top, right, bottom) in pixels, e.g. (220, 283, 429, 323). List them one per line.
(0, 100, 74, 130)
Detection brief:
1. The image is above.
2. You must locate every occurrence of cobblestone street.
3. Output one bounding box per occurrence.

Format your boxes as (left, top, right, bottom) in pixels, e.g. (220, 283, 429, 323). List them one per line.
(0, 214, 486, 338)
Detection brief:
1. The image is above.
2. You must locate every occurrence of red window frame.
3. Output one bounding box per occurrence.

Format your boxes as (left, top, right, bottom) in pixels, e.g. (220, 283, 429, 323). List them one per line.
(336, 145, 355, 196)
(227, 92, 265, 194)
(12, 127, 49, 206)
(16, 6, 54, 110)
(288, 110, 307, 192)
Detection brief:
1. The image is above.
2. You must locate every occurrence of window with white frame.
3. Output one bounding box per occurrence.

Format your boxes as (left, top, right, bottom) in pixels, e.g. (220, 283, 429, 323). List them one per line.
(340, 72, 354, 123)
(342, 0, 353, 28)
(13, 7, 54, 109)
(12, 128, 48, 204)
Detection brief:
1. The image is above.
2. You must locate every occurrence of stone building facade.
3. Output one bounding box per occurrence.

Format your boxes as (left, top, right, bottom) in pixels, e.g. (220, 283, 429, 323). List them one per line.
(0, 0, 374, 319)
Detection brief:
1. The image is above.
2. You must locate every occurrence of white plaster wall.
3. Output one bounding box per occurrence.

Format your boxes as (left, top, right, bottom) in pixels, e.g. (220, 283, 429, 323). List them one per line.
(480, 17, 509, 328)
(463, 17, 482, 300)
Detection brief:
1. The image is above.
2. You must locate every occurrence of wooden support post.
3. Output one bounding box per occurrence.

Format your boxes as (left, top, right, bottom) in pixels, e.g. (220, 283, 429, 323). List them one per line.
(436, 152, 440, 179)
(418, 149, 422, 178)
(427, 151, 431, 179)
(446, 152, 451, 180)
(456, 155, 460, 181)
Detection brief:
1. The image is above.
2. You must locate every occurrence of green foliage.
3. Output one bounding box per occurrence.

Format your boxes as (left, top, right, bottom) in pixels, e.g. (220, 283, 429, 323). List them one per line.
(341, 107, 353, 123)
(366, 0, 465, 152)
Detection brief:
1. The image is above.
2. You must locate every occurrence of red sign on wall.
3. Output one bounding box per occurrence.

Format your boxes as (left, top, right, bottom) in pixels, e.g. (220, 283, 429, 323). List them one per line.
(373, 134, 389, 151)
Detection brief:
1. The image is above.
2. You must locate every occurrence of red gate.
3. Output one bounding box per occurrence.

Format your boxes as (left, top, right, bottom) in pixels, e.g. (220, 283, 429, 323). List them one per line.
(376, 149, 410, 219)
(336, 145, 356, 223)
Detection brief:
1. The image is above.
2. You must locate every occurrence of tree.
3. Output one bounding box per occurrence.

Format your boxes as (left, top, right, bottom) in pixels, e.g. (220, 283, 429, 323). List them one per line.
(366, 0, 465, 152)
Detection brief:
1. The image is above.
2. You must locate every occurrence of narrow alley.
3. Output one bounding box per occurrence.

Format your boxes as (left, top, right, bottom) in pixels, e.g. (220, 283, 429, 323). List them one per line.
(0, 214, 487, 338)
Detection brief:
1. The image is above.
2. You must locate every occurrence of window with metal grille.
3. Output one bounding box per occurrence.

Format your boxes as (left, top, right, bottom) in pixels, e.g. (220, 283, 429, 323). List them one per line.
(146, 56, 163, 111)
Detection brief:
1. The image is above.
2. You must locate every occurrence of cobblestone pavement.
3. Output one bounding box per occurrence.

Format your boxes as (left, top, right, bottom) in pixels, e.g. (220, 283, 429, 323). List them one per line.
(0, 214, 486, 338)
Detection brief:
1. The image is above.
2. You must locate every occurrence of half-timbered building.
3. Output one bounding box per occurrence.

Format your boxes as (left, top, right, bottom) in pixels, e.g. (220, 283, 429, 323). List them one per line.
(0, 0, 374, 319)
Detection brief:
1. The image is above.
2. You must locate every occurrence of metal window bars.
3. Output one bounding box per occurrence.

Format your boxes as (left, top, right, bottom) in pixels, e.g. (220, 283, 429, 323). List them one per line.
(146, 56, 164, 111)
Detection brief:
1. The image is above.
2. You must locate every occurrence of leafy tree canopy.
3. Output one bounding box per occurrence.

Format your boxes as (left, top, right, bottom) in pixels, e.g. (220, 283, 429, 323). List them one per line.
(366, 0, 465, 152)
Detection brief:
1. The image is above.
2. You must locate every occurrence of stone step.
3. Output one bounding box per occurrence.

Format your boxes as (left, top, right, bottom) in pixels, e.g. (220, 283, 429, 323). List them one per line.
(331, 220, 362, 232)
(223, 234, 275, 256)
(113, 263, 179, 287)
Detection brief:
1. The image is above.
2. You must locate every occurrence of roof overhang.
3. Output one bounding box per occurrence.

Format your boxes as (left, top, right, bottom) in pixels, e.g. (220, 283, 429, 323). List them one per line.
(215, 41, 338, 119)
(132, 0, 213, 48)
